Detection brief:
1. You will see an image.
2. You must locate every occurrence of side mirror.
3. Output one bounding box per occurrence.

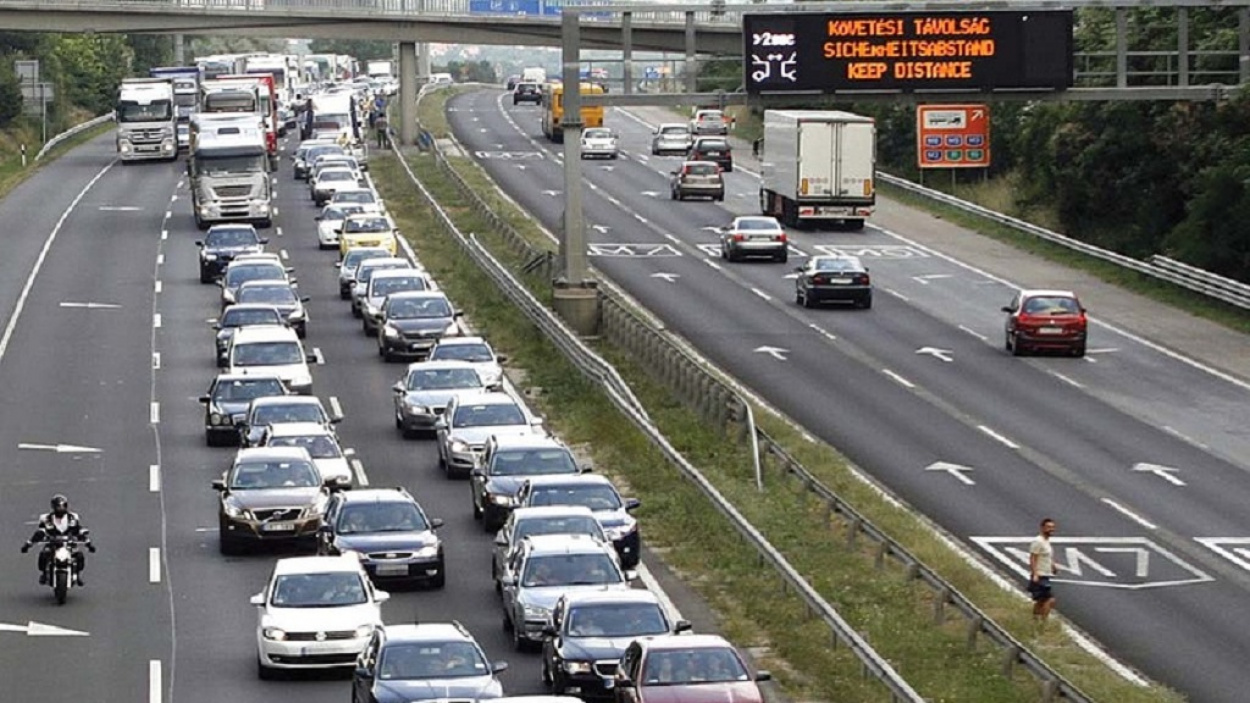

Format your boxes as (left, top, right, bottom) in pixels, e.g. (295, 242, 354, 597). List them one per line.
(794, 266, 804, 272)
(491, 661, 509, 674)
(494, 533, 507, 545)
(673, 619, 693, 633)
(392, 382, 406, 394)
(334, 262, 343, 269)
(430, 518, 444, 529)
(374, 590, 390, 604)
(353, 665, 372, 679)
(211, 479, 226, 491)
(542, 624, 557, 636)
(432, 418, 447, 430)
(1000, 305, 1015, 313)
(756, 670, 772, 682)
(249, 593, 265, 606)
(318, 524, 333, 534)
(314, 215, 323, 221)
(578, 463, 593, 473)
(496, 355, 508, 364)
(625, 498, 642, 511)
(530, 417, 544, 428)
(198, 395, 211, 404)
(208, 319, 221, 329)
(330, 415, 343, 424)
(285, 267, 296, 274)
(306, 353, 319, 364)
(194, 240, 204, 247)
(499, 574, 516, 587)
(343, 448, 356, 457)
(470, 467, 485, 478)
(300, 296, 311, 303)
(615, 677, 634, 689)
(624, 569, 638, 581)
(259, 238, 270, 245)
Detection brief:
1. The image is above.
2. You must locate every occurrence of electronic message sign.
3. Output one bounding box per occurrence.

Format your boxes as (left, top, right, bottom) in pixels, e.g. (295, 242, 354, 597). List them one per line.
(744, 11, 1073, 94)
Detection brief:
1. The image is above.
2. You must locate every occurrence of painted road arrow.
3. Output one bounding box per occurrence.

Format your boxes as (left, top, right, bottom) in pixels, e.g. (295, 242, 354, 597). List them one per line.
(59, 302, 121, 310)
(17, 443, 102, 454)
(650, 273, 680, 283)
(591, 225, 611, 234)
(916, 347, 954, 363)
(641, 191, 661, 198)
(753, 346, 789, 361)
(0, 621, 90, 637)
(1132, 462, 1186, 486)
(925, 461, 976, 485)
(912, 274, 953, 285)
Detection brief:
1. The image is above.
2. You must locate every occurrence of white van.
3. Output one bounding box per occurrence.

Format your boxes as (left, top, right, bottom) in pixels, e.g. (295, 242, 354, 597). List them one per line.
(226, 325, 316, 395)
(427, 73, 454, 86)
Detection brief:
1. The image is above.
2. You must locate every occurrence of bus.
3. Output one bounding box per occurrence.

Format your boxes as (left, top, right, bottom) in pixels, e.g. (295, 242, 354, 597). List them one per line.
(540, 82, 605, 144)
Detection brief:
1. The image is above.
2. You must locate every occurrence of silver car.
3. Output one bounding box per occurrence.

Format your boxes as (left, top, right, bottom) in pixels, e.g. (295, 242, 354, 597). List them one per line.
(427, 336, 506, 388)
(310, 167, 359, 206)
(361, 269, 437, 336)
(490, 506, 607, 592)
(336, 246, 391, 299)
(392, 360, 491, 438)
(579, 128, 618, 160)
(650, 123, 692, 155)
(434, 391, 544, 479)
(718, 215, 789, 263)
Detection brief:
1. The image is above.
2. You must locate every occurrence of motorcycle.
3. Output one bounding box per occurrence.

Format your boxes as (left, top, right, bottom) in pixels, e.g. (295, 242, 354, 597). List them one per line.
(40, 532, 93, 605)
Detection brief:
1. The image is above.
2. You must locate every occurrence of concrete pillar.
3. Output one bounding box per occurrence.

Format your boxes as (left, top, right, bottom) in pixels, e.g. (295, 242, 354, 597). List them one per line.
(684, 11, 697, 93)
(417, 44, 431, 86)
(399, 41, 417, 147)
(174, 34, 185, 66)
(622, 12, 633, 95)
(555, 10, 599, 336)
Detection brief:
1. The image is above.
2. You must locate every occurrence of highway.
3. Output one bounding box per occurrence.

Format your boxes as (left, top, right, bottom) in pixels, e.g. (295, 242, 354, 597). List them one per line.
(0, 132, 686, 702)
(447, 88, 1250, 702)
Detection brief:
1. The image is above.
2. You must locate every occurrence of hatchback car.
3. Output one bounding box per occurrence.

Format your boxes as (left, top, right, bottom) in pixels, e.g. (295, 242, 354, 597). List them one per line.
(351, 257, 415, 315)
(472, 434, 585, 532)
(491, 506, 608, 593)
(427, 336, 506, 388)
(200, 374, 288, 447)
(212, 446, 332, 555)
(794, 255, 872, 309)
(392, 360, 491, 438)
(316, 203, 367, 250)
(224, 325, 316, 395)
(377, 291, 462, 362)
(339, 213, 400, 259)
(220, 260, 295, 309)
(211, 304, 287, 367)
(234, 280, 311, 338)
(513, 82, 542, 105)
(1002, 289, 1088, 357)
(690, 108, 731, 136)
(687, 136, 732, 172)
(259, 422, 355, 488)
(516, 474, 641, 568)
(435, 392, 545, 479)
(197, 224, 267, 283)
(650, 123, 693, 156)
(330, 187, 386, 216)
(318, 487, 445, 588)
(252, 554, 387, 679)
(613, 635, 770, 703)
(237, 394, 341, 448)
(338, 246, 393, 299)
(293, 142, 346, 180)
(311, 167, 361, 206)
(361, 269, 436, 336)
(580, 128, 619, 160)
(670, 161, 724, 202)
(719, 216, 787, 263)
(352, 622, 507, 703)
(309, 154, 363, 184)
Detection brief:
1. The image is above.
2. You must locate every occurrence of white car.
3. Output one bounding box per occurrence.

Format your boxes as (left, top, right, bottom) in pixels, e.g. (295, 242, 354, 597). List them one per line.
(329, 187, 386, 215)
(251, 554, 388, 679)
(580, 127, 619, 159)
(427, 336, 506, 388)
(315, 203, 366, 250)
(225, 325, 316, 395)
(258, 422, 355, 488)
(310, 167, 360, 206)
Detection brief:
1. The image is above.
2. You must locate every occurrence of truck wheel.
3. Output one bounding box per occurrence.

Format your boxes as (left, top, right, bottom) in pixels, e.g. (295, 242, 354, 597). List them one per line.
(257, 219, 272, 229)
(846, 218, 865, 231)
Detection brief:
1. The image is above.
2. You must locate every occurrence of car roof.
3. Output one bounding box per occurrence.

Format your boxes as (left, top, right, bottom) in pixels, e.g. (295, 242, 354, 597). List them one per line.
(206, 223, 257, 234)
(511, 505, 597, 520)
(658, 122, 689, 129)
(521, 533, 611, 556)
(452, 391, 520, 407)
(231, 326, 301, 344)
(234, 446, 314, 463)
(343, 246, 391, 258)
(214, 372, 285, 384)
(332, 187, 376, 197)
(250, 395, 323, 408)
(272, 554, 365, 576)
(433, 335, 488, 347)
(404, 359, 482, 373)
(358, 257, 410, 268)
(264, 422, 335, 437)
(640, 633, 737, 652)
(379, 622, 475, 644)
(681, 160, 720, 168)
(225, 258, 284, 270)
(522, 474, 613, 489)
(237, 279, 294, 290)
(386, 290, 446, 301)
(809, 254, 865, 268)
(370, 269, 425, 282)
(221, 303, 284, 315)
(1019, 289, 1079, 298)
(733, 216, 781, 226)
(336, 487, 417, 505)
(559, 589, 664, 608)
(490, 434, 567, 451)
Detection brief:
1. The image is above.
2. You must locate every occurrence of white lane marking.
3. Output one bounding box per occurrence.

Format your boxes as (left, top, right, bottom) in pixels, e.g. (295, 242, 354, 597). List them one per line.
(313, 347, 325, 365)
(149, 548, 161, 583)
(280, 249, 289, 261)
(882, 370, 915, 388)
(329, 396, 344, 419)
(150, 465, 161, 493)
(156, 254, 164, 266)
(154, 280, 163, 294)
(1161, 425, 1208, 450)
(958, 325, 988, 342)
(633, 213, 648, 224)
(276, 226, 284, 238)
(0, 163, 114, 367)
(60, 301, 121, 309)
(149, 660, 162, 703)
(883, 288, 909, 302)
(1064, 626, 1149, 686)
(153, 313, 162, 329)
(663, 233, 681, 245)
(1047, 370, 1084, 389)
(1102, 498, 1157, 529)
(351, 459, 369, 486)
(977, 425, 1019, 449)
(700, 258, 722, 271)
(152, 352, 161, 370)
(160, 230, 168, 240)
(150, 402, 160, 424)
(749, 287, 771, 302)
(169, 193, 177, 203)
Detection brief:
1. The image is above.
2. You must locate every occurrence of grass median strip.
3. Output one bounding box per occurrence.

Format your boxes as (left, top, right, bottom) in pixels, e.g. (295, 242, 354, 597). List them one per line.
(366, 91, 1184, 703)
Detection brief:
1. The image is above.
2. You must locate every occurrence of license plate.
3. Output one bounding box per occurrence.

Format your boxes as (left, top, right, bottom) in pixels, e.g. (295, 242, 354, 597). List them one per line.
(262, 522, 295, 532)
(1038, 327, 1064, 335)
(828, 277, 853, 285)
(751, 235, 773, 241)
(376, 564, 408, 576)
(705, 151, 722, 156)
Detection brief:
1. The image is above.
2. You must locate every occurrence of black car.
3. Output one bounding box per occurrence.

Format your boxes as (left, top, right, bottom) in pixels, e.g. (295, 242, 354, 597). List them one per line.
(471, 435, 585, 532)
(376, 291, 462, 362)
(542, 590, 689, 697)
(318, 487, 446, 588)
(513, 82, 542, 105)
(211, 304, 287, 367)
(198, 374, 289, 447)
(196, 224, 267, 283)
(687, 137, 733, 173)
(794, 254, 872, 309)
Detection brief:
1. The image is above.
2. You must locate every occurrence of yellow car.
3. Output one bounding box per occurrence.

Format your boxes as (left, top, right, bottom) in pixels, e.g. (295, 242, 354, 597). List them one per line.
(338, 213, 399, 258)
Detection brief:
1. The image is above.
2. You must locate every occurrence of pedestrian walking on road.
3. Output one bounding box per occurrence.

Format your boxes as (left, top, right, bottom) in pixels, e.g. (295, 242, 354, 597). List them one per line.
(1029, 517, 1059, 629)
(375, 112, 389, 149)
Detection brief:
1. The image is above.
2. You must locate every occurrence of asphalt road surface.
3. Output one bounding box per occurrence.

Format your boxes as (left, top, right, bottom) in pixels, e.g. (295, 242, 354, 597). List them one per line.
(446, 88, 1250, 702)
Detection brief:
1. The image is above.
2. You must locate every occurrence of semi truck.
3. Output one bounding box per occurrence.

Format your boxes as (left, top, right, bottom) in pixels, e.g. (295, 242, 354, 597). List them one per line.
(115, 78, 178, 162)
(366, 60, 393, 79)
(201, 76, 279, 170)
(148, 66, 200, 150)
(187, 113, 272, 230)
(301, 92, 368, 168)
(757, 110, 876, 230)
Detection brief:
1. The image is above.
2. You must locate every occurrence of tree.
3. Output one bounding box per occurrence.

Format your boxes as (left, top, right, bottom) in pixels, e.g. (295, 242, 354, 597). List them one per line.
(0, 61, 23, 127)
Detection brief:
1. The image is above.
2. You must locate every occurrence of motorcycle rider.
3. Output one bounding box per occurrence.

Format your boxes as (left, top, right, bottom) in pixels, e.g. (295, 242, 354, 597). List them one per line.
(20, 494, 95, 586)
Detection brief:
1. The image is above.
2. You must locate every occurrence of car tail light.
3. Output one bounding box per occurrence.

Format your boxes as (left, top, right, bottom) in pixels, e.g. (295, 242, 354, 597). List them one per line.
(731, 234, 745, 242)
(775, 233, 788, 242)
(812, 275, 826, 285)
(855, 273, 870, 285)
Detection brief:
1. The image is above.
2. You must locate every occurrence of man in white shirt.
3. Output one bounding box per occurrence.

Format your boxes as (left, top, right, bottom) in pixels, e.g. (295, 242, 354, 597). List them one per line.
(1029, 517, 1059, 627)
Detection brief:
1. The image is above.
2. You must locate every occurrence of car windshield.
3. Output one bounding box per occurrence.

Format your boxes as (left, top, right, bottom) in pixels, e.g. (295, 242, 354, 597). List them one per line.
(206, 228, 258, 247)
(453, 403, 525, 427)
(736, 219, 779, 232)
(334, 191, 376, 205)
(407, 367, 483, 391)
(661, 126, 689, 135)
(225, 265, 284, 288)
(306, 146, 345, 162)
(268, 435, 340, 459)
(337, 503, 428, 534)
(212, 378, 286, 402)
(343, 250, 388, 269)
(514, 515, 605, 543)
(238, 286, 297, 305)
(233, 341, 304, 366)
(698, 111, 724, 121)
(491, 448, 578, 477)
(377, 641, 488, 680)
(319, 170, 355, 182)
(566, 603, 668, 638)
(322, 205, 363, 221)
(387, 297, 452, 320)
(344, 217, 391, 233)
(253, 404, 325, 425)
(642, 648, 749, 686)
(526, 484, 621, 511)
(270, 572, 367, 607)
(1023, 296, 1081, 314)
(584, 128, 612, 139)
(229, 460, 319, 489)
(429, 343, 492, 363)
(811, 258, 860, 273)
(697, 140, 728, 150)
(358, 265, 406, 284)
(221, 308, 282, 327)
(522, 553, 620, 587)
(372, 277, 427, 298)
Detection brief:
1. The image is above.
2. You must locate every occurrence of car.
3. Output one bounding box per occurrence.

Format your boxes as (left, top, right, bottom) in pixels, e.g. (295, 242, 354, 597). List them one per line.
(311, 167, 361, 205)
(199, 374, 289, 447)
(330, 187, 387, 216)
(491, 506, 608, 593)
(793, 254, 872, 309)
(340, 213, 401, 264)
(220, 259, 295, 309)
(542, 590, 689, 697)
(224, 325, 317, 396)
(210, 304, 287, 367)
(515, 474, 641, 568)
(669, 161, 724, 202)
(513, 81, 543, 105)
(259, 422, 354, 488)
(338, 246, 393, 299)
(506, 74, 522, 91)
(361, 269, 437, 336)
(293, 142, 346, 180)
(309, 154, 363, 184)
(352, 622, 507, 703)
(197, 224, 267, 283)
(317, 487, 446, 588)
(376, 291, 462, 362)
(471, 434, 586, 532)
(252, 554, 388, 679)
(427, 336, 506, 388)
(690, 108, 731, 136)
(316, 203, 367, 250)
(212, 446, 333, 555)
(650, 123, 693, 156)
(351, 257, 415, 316)
(234, 280, 311, 338)
(1002, 289, 1088, 357)
(687, 136, 732, 172)
(392, 360, 492, 438)
(580, 128, 619, 160)
(500, 534, 633, 652)
(435, 391, 544, 479)
(612, 634, 771, 703)
(237, 394, 341, 447)
(718, 216, 788, 263)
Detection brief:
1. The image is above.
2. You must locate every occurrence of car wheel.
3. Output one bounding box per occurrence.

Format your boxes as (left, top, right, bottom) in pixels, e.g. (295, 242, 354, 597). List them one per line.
(1010, 333, 1026, 356)
(716, 193, 724, 202)
(339, 288, 351, 301)
(1072, 342, 1086, 358)
(219, 534, 243, 557)
(381, 345, 395, 363)
(502, 609, 513, 632)
(776, 251, 788, 264)
(512, 622, 529, 652)
(801, 289, 815, 309)
(362, 318, 372, 335)
(859, 295, 873, 310)
(199, 269, 212, 284)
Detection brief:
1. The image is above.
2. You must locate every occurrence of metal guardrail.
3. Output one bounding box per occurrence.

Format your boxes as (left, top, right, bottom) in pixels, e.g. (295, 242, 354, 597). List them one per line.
(34, 112, 114, 162)
(879, 172, 1250, 312)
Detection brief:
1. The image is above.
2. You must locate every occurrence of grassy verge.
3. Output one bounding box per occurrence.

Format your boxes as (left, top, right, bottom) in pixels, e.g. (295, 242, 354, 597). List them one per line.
(0, 119, 114, 200)
(364, 90, 1186, 702)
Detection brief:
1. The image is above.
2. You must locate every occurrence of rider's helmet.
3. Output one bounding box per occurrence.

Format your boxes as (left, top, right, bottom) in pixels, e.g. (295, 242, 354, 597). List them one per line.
(50, 494, 69, 517)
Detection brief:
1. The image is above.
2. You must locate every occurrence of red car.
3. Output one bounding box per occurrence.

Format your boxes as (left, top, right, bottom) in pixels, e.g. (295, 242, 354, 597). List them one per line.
(1002, 289, 1088, 357)
(613, 634, 770, 703)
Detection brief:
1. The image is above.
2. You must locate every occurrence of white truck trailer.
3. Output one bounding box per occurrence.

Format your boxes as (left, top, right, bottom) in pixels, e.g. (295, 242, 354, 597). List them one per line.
(187, 114, 272, 230)
(758, 110, 876, 230)
(115, 78, 178, 162)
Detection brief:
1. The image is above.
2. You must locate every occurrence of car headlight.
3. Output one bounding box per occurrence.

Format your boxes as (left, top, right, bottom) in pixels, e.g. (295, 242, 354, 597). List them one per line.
(522, 603, 550, 619)
(288, 310, 305, 321)
(209, 412, 224, 425)
(353, 624, 375, 639)
(291, 373, 313, 388)
(203, 253, 217, 261)
(404, 400, 429, 413)
(413, 544, 439, 558)
(449, 439, 469, 453)
(564, 661, 592, 674)
(223, 500, 244, 518)
(489, 493, 515, 506)
(262, 627, 287, 641)
(383, 324, 400, 338)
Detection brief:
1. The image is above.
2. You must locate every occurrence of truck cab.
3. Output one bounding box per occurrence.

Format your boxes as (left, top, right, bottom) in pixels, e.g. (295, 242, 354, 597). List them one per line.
(116, 78, 178, 162)
(188, 114, 273, 231)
